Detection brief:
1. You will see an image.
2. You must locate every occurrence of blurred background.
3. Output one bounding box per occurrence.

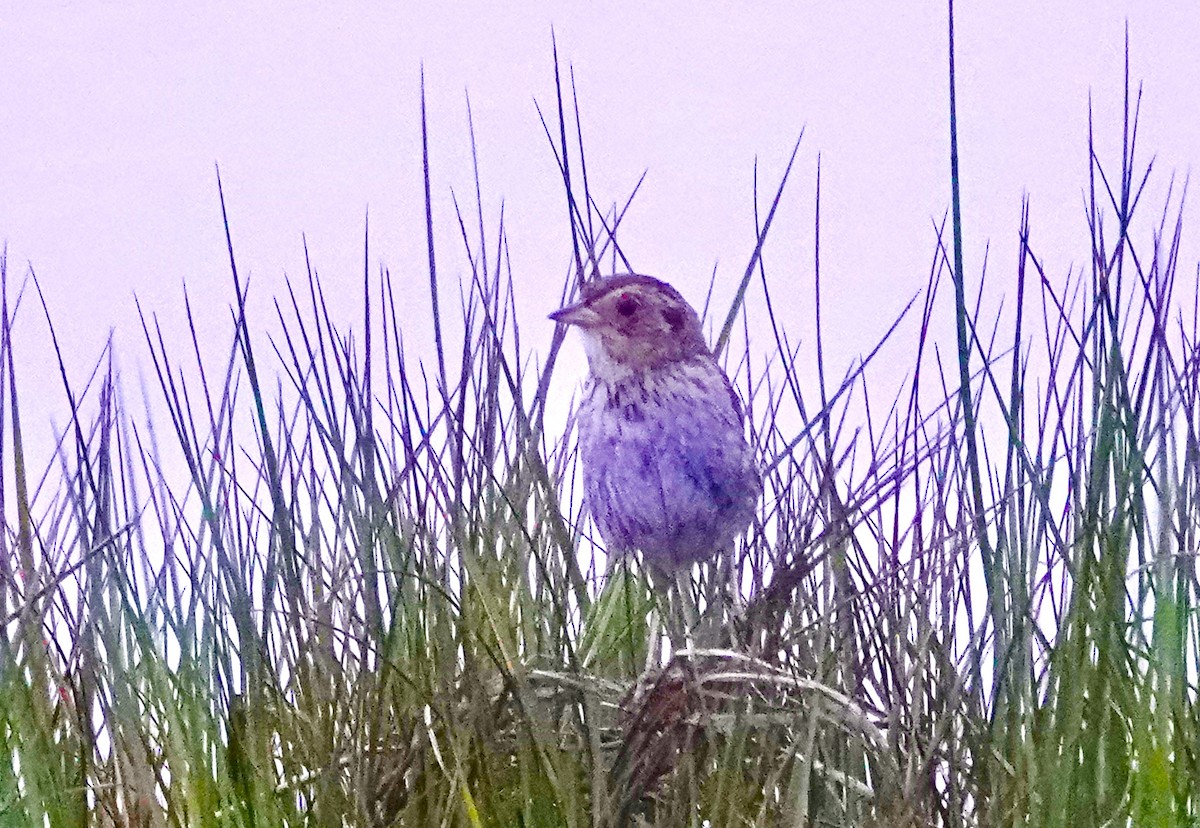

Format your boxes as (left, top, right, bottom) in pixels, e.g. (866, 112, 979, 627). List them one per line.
(1, 3, 1197, 450)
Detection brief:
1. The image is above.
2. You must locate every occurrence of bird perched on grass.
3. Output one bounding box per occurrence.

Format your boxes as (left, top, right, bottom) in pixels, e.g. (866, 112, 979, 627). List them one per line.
(550, 274, 758, 602)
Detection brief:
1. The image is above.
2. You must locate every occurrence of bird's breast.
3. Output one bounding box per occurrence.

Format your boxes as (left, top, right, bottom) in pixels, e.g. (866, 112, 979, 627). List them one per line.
(574, 358, 758, 567)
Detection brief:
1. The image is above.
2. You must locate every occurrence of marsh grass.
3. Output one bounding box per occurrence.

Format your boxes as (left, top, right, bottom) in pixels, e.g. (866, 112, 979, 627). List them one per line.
(1, 32, 1198, 828)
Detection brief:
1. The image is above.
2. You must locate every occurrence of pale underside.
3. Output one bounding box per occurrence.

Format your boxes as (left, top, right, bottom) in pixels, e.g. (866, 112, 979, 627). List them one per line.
(577, 354, 758, 572)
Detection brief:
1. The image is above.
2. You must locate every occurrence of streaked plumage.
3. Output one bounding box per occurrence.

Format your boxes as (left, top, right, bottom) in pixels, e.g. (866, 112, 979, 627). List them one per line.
(551, 274, 758, 572)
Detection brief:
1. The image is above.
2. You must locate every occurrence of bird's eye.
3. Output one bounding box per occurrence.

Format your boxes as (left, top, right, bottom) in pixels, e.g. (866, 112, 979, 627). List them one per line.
(615, 294, 639, 317)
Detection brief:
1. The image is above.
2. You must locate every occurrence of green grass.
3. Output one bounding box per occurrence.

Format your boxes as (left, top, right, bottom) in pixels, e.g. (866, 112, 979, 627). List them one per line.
(1, 31, 1198, 828)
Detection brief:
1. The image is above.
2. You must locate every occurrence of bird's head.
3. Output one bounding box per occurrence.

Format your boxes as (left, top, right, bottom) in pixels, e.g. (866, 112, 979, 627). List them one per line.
(550, 274, 709, 379)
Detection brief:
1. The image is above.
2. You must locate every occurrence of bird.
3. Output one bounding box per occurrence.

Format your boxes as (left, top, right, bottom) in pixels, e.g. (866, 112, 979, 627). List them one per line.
(549, 273, 759, 584)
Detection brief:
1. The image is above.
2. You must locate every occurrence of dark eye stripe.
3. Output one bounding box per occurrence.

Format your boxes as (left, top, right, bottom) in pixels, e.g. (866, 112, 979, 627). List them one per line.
(662, 305, 685, 332)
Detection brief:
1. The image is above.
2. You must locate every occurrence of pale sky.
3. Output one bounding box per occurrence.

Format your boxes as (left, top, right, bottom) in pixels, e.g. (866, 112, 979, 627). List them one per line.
(2, 4, 1198, 450)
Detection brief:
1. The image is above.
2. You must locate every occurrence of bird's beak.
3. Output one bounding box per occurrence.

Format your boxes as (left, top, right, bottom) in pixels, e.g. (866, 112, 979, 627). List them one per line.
(549, 301, 602, 328)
